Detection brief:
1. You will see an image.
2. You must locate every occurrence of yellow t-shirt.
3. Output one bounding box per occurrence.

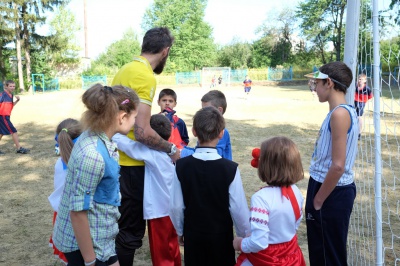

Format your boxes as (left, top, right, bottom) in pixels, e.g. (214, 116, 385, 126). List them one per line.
(112, 56, 156, 166)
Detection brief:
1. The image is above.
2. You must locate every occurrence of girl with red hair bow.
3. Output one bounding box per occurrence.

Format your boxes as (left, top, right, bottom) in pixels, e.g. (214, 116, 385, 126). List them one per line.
(233, 136, 306, 266)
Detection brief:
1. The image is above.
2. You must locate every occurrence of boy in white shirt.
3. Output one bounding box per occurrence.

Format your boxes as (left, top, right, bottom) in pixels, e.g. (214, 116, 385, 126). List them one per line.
(112, 114, 181, 266)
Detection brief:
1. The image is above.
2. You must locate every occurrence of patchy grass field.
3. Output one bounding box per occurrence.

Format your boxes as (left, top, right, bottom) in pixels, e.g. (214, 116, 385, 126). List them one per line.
(0, 83, 378, 266)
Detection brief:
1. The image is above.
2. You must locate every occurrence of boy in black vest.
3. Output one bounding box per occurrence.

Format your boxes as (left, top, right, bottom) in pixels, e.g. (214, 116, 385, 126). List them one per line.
(169, 106, 250, 266)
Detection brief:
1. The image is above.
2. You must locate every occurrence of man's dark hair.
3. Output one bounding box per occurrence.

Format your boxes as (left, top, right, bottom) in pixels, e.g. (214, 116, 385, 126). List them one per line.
(141, 27, 174, 54)
(150, 114, 172, 141)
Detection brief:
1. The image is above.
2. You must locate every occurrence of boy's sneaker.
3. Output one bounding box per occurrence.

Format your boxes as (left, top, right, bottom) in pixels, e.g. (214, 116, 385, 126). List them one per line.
(16, 147, 30, 154)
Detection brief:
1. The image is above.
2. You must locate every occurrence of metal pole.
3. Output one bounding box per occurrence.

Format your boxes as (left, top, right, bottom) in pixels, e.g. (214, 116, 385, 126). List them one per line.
(343, 0, 361, 105)
(84, 0, 88, 58)
(372, 0, 383, 264)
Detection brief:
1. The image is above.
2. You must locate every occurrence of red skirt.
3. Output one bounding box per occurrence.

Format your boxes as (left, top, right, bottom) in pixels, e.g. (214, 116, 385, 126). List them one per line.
(49, 212, 68, 265)
(236, 235, 306, 266)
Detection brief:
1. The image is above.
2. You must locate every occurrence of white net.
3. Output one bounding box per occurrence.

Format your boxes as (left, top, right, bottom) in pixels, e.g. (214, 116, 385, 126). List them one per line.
(201, 67, 231, 89)
(347, 0, 400, 264)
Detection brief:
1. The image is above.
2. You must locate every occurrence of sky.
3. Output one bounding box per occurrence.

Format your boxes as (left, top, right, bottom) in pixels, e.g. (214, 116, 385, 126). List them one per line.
(65, 0, 300, 59)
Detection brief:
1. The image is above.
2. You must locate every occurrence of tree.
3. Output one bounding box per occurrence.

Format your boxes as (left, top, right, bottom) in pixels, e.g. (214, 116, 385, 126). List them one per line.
(142, 0, 217, 71)
(0, 3, 14, 81)
(296, 0, 346, 63)
(96, 29, 141, 68)
(217, 38, 251, 69)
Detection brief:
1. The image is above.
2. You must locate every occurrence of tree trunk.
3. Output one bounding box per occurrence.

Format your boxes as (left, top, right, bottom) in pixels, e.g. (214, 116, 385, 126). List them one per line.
(23, 8, 32, 92)
(13, 3, 24, 92)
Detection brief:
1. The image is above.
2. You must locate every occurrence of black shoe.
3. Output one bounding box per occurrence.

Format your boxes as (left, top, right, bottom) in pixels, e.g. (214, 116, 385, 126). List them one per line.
(16, 147, 30, 154)
(358, 134, 361, 140)
(0, 150, 5, 155)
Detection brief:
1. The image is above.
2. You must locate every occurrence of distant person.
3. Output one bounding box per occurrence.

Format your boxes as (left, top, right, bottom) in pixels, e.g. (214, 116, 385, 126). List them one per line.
(112, 114, 181, 266)
(181, 90, 232, 160)
(48, 118, 82, 265)
(0, 80, 30, 154)
(111, 27, 179, 266)
(210, 75, 217, 88)
(243, 75, 252, 97)
(218, 75, 223, 86)
(52, 84, 140, 266)
(354, 73, 372, 139)
(158, 88, 189, 149)
(170, 106, 250, 266)
(305, 62, 358, 265)
(233, 137, 306, 266)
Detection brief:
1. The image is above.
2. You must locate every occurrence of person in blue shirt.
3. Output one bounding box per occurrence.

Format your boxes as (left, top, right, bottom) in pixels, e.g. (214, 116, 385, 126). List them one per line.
(181, 90, 232, 160)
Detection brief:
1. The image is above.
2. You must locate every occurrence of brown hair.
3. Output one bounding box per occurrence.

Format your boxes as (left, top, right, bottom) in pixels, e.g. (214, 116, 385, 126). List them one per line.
(56, 118, 82, 164)
(141, 27, 174, 54)
(201, 90, 227, 114)
(150, 114, 171, 141)
(193, 106, 225, 143)
(257, 136, 304, 187)
(5, 80, 15, 86)
(319, 61, 353, 94)
(158, 88, 177, 102)
(81, 84, 140, 133)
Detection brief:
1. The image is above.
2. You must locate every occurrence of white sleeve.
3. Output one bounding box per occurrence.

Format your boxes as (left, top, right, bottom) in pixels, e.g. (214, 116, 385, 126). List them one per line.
(241, 193, 270, 253)
(48, 158, 67, 212)
(229, 168, 250, 238)
(169, 171, 185, 236)
(112, 133, 150, 161)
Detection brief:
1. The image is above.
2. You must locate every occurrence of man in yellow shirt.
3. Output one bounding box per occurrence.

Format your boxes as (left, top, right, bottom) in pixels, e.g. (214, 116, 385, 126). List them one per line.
(111, 27, 179, 266)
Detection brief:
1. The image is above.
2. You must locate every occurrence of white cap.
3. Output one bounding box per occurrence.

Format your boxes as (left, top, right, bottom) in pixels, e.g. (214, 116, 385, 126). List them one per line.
(304, 71, 329, 79)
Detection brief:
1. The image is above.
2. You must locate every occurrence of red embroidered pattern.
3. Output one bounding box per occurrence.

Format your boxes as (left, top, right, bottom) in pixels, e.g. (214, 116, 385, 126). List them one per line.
(250, 207, 269, 215)
(250, 217, 268, 225)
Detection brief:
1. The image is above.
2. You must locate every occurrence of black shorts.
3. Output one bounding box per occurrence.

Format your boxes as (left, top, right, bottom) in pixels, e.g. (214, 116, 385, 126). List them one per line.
(0, 115, 17, 135)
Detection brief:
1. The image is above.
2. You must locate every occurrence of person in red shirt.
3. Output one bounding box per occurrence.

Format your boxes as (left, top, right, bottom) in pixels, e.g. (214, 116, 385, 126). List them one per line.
(354, 73, 373, 139)
(0, 80, 30, 154)
(243, 75, 252, 97)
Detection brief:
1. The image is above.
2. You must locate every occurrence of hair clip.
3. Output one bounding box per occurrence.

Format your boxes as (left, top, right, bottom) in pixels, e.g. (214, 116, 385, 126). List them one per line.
(121, 99, 130, 105)
(103, 86, 113, 93)
(251, 148, 260, 168)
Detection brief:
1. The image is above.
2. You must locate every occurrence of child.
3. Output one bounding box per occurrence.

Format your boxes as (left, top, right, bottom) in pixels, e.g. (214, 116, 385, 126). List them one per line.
(243, 75, 252, 96)
(158, 88, 189, 149)
(233, 137, 306, 266)
(170, 106, 250, 266)
(305, 62, 358, 265)
(48, 118, 82, 265)
(354, 73, 373, 139)
(52, 84, 140, 266)
(181, 90, 232, 160)
(0, 80, 30, 154)
(112, 114, 181, 266)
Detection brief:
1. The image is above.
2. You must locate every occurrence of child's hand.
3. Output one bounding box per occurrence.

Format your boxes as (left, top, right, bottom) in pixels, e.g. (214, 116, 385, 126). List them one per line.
(15, 96, 20, 102)
(233, 237, 243, 251)
(178, 235, 184, 246)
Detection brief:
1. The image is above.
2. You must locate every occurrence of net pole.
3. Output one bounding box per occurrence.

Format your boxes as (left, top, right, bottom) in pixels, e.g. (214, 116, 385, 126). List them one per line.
(372, 0, 383, 264)
(343, 0, 361, 105)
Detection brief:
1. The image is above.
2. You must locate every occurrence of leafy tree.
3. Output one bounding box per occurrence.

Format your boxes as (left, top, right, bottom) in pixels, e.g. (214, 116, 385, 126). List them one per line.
(142, 0, 217, 71)
(217, 38, 251, 69)
(0, 3, 14, 81)
(95, 29, 141, 68)
(296, 0, 346, 62)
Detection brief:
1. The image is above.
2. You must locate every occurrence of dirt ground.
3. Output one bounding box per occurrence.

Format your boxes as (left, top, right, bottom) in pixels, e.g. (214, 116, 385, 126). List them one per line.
(0, 84, 327, 266)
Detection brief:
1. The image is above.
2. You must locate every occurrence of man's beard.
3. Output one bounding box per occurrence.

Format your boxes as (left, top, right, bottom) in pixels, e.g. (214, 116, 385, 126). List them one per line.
(153, 55, 168, 74)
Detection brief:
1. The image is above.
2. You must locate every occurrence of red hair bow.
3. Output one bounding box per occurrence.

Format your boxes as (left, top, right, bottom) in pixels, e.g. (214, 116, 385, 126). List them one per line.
(251, 148, 260, 168)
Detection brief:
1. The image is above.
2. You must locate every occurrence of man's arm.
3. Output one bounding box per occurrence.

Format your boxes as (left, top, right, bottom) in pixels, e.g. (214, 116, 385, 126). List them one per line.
(134, 103, 180, 161)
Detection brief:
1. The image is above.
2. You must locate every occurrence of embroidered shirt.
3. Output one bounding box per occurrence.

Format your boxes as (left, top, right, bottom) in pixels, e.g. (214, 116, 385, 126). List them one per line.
(241, 185, 304, 253)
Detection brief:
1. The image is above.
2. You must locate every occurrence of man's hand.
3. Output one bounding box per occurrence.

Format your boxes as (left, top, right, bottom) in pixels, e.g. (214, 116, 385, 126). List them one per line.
(169, 149, 181, 162)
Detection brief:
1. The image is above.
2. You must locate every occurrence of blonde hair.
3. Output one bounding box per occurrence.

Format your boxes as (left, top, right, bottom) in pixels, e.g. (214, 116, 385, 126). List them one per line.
(81, 84, 140, 132)
(56, 118, 82, 164)
(258, 136, 304, 187)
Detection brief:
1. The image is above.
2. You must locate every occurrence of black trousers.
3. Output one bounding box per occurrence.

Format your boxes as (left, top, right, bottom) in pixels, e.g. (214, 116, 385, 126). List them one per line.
(115, 166, 146, 266)
(64, 250, 118, 266)
(305, 177, 356, 266)
(184, 231, 236, 266)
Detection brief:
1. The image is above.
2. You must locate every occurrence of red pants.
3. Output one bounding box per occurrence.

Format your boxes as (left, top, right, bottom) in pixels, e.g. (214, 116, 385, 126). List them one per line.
(148, 216, 181, 266)
(236, 235, 305, 266)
